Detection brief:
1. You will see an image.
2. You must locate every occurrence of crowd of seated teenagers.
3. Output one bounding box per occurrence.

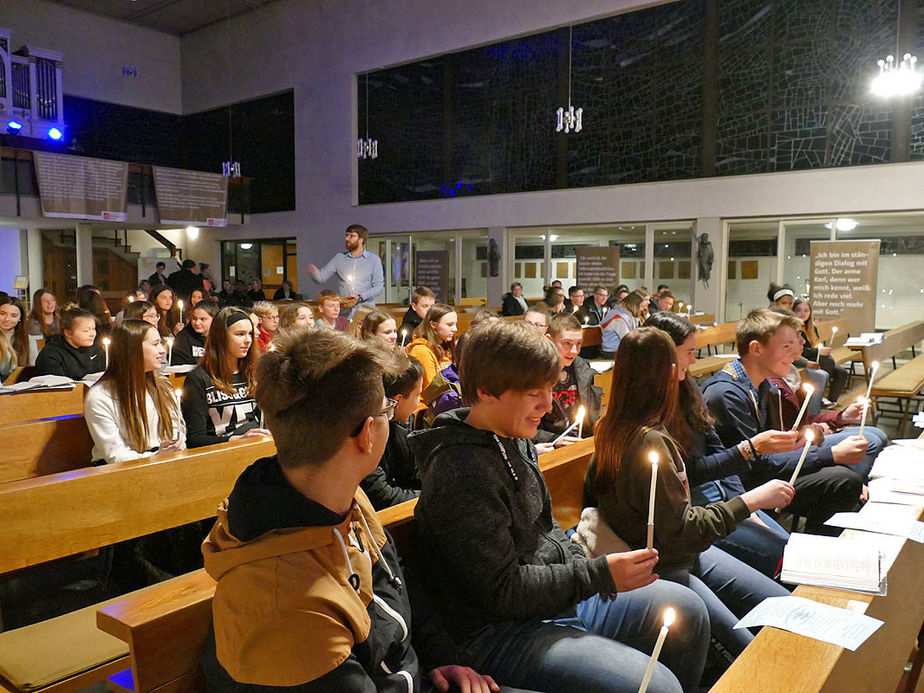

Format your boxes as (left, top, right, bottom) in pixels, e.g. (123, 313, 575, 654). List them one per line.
(1, 274, 890, 691)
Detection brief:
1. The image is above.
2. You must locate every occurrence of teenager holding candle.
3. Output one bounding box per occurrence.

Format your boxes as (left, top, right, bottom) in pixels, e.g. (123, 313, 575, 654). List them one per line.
(793, 298, 849, 402)
(181, 308, 270, 448)
(84, 319, 185, 463)
(537, 312, 603, 439)
(34, 304, 105, 380)
(411, 320, 710, 693)
(150, 284, 183, 337)
(406, 303, 458, 391)
(644, 312, 797, 578)
(586, 327, 793, 662)
(702, 309, 865, 535)
(172, 301, 219, 366)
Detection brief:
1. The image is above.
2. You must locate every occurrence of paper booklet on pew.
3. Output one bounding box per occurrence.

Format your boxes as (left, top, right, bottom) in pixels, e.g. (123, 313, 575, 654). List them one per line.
(734, 596, 884, 651)
(868, 476, 924, 505)
(824, 511, 924, 544)
(0, 375, 75, 394)
(845, 332, 884, 346)
(781, 533, 887, 594)
(588, 361, 614, 374)
(870, 444, 924, 480)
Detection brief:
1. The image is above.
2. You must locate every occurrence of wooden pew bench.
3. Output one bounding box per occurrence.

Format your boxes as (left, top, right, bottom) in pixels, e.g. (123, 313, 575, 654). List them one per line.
(0, 414, 94, 484)
(815, 317, 857, 367)
(94, 439, 597, 693)
(0, 438, 277, 693)
(870, 354, 924, 436)
(694, 322, 737, 356)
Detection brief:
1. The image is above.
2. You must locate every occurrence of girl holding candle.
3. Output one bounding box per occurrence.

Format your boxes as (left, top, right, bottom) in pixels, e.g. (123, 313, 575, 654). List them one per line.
(587, 327, 794, 660)
(84, 319, 185, 463)
(181, 308, 270, 448)
(34, 304, 105, 380)
(172, 300, 219, 366)
(793, 298, 849, 401)
(359, 309, 399, 347)
(406, 303, 458, 391)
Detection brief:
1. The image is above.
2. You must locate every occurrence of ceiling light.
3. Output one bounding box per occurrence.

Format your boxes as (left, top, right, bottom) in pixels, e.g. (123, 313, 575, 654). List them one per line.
(240, 243, 253, 250)
(824, 218, 858, 232)
(48, 127, 63, 140)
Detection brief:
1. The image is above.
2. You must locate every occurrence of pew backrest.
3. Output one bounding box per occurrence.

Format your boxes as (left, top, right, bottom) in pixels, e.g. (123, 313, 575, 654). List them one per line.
(850, 320, 924, 373)
(0, 414, 94, 484)
(694, 322, 737, 351)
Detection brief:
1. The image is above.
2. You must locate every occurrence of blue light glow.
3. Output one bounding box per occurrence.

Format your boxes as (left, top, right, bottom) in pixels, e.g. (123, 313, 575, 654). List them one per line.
(48, 127, 63, 140)
(7, 120, 23, 131)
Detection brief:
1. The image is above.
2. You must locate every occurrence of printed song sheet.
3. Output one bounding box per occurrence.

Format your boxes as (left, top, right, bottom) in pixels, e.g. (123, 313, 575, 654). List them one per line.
(734, 596, 884, 651)
(824, 512, 924, 543)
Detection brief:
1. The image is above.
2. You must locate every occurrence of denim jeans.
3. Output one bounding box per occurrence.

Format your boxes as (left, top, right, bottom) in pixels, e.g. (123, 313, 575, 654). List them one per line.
(820, 425, 888, 482)
(802, 367, 829, 414)
(660, 546, 791, 660)
(692, 483, 790, 579)
(457, 580, 710, 693)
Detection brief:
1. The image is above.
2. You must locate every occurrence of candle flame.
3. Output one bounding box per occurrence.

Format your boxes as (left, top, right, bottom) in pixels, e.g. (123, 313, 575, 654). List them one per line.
(648, 450, 659, 466)
(871, 360, 880, 371)
(572, 305, 579, 313)
(802, 383, 814, 395)
(175, 388, 183, 399)
(663, 607, 675, 627)
(576, 405, 586, 422)
(102, 337, 111, 346)
(857, 395, 868, 406)
(401, 328, 407, 335)
(804, 428, 816, 443)
(166, 337, 174, 346)
(128, 296, 134, 302)
(832, 326, 838, 335)
(178, 300, 183, 309)
(584, 316, 589, 324)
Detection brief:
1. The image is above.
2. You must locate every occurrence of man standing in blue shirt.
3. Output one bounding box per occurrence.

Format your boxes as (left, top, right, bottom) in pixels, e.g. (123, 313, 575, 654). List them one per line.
(308, 224, 385, 315)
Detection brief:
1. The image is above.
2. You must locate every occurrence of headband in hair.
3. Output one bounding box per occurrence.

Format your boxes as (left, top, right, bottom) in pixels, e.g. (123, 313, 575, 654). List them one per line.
(226, 311, 252, 328)
(772, 289, 794, 302)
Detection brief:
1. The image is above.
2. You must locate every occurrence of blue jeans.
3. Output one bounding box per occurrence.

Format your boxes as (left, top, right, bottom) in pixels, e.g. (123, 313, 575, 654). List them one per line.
(661, 546, 791, 660)
(457, 580, 710, 693)
(692, 483, 790, 579)
(802, 367, 829, 414)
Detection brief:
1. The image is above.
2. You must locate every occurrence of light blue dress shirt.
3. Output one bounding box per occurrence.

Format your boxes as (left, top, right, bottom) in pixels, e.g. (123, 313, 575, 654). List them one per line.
(313, 249, 385, 307)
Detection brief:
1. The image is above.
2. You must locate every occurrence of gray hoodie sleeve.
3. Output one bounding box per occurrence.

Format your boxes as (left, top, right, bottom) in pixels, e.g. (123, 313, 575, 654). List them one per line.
(417, 450, 615, 621)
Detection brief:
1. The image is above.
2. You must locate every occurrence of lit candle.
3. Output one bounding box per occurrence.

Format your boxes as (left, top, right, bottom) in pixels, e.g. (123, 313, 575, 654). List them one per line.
(572, 304, 579, 313)
(678, 302, 684, 313)
(177, 300, 184, 322)
(128, 295, 135, 303)
(788, 429, 815, 485)
(400, 328, 408, 348)
(102, 337, 111, 369)
(791, 383, 814, 431)
(638, 608, 675, 693)
(347, 274, 354, 295)
(647, 451, 658, 551)
(259, 408, 265, 428)
(858, 396, 870, 437)
(166, 336, 174, 366)
(864, 360, 880, 401)
(576, 404, 586, 439)
(584, 316, 590, 325)
(175, 387, 183, 402)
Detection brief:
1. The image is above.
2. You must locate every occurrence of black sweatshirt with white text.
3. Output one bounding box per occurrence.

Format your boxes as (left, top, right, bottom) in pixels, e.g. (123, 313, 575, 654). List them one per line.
(182, 366, 260, 448)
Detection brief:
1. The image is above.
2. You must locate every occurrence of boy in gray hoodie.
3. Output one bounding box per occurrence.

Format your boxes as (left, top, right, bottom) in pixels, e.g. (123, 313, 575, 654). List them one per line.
(410, 320, 710, 693)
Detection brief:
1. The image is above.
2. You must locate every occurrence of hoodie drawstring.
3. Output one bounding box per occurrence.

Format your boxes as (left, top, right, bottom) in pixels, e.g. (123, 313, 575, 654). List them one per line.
(357, 507, 403, 589)
(332, 527, 361, 592)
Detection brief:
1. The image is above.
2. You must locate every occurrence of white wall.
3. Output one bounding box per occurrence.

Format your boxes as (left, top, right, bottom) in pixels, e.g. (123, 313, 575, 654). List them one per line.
(0, 0, 182, 113)
(180, 0, 924, 302)
(0, 227, 23, 293)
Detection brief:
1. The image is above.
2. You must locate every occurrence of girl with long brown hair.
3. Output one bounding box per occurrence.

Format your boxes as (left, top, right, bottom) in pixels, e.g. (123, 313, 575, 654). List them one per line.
(181, 307, 269, 448)
(599, 289, 649, 358)
(0, 296, 29, 378)
(406, 303, 457, 390)
(28, 288, 59, 337)
(278, 302, 313, 330)
(793, 297, 849, 401)
(84, 319, 185, 463)
(150, 284, 183, 337)
(359, 309, 398, 346)
(587, 326, 794, 661)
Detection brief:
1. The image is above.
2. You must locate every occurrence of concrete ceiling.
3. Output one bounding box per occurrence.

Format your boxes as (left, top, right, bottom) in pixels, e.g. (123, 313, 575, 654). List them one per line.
(48, 0, 286, 35)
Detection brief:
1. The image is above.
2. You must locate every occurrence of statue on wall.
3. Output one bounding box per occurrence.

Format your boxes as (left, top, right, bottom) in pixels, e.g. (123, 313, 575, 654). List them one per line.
(695, 231, 714, 288)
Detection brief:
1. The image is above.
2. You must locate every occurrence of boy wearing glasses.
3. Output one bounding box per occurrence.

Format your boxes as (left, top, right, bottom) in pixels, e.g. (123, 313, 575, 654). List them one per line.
(201, 329, 502, 692)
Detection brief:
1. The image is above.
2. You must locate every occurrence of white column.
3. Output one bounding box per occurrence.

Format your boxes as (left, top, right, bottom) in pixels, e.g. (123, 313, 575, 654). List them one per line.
(26, 228, 43, 291)
(75, 223, 94, 286)
(644, 224, 654, 289)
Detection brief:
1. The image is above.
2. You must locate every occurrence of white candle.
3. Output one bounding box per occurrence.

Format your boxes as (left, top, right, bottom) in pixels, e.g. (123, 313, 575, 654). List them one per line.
(400, 328, 408, 348)
(572, 304, 579, 313)
(791, 383, 814, 431)
(128, 295, 135, 303)
(177, 300, 184, 322)
(858, 396, 870, 437)
(166, 336, 174, 366)
(550, 419, 580, 446)
(638, 608, 675, 693)
(864, 361, 880, 401)
(788, 429, 816, 485)
(584, 316, 590, 325)
(175, 387, 183, 402)
(259, 408, 265, 428)
(102, 337, 111, 369)
(647, 451, 659, 551)
(576, 404, 586, 439)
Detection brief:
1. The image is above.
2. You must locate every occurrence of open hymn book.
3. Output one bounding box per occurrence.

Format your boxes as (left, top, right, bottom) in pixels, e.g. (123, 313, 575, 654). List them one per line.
(781, 533, 890, 594)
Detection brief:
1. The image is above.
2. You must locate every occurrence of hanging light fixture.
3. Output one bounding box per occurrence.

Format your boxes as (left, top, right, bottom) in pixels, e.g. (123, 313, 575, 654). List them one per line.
(555, 26, 583, 134)
(871, 0, 922, 97)
(357, 72, 378, 159)
(221, 6, 241, 177)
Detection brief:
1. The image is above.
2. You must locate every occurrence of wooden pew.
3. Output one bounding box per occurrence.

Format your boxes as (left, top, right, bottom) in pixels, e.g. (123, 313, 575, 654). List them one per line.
(870, 354, 924, 436)
(93, 438, 597, 693)
(0, 414, 94, 484)
(688, 313, 716, 326)
(0, 385, 87, 426)
(694, 322, 737, 355)
(712, 502, 924, 693)
(850, 321, 924, 376)
(0, 438, 276, 693)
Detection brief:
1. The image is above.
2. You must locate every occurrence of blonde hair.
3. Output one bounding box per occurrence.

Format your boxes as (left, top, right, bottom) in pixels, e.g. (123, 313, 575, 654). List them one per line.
(251, 301, 278, 318)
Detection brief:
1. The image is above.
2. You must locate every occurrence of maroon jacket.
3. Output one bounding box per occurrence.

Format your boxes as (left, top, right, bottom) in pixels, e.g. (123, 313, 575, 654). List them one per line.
(767, 376, 845, 431)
